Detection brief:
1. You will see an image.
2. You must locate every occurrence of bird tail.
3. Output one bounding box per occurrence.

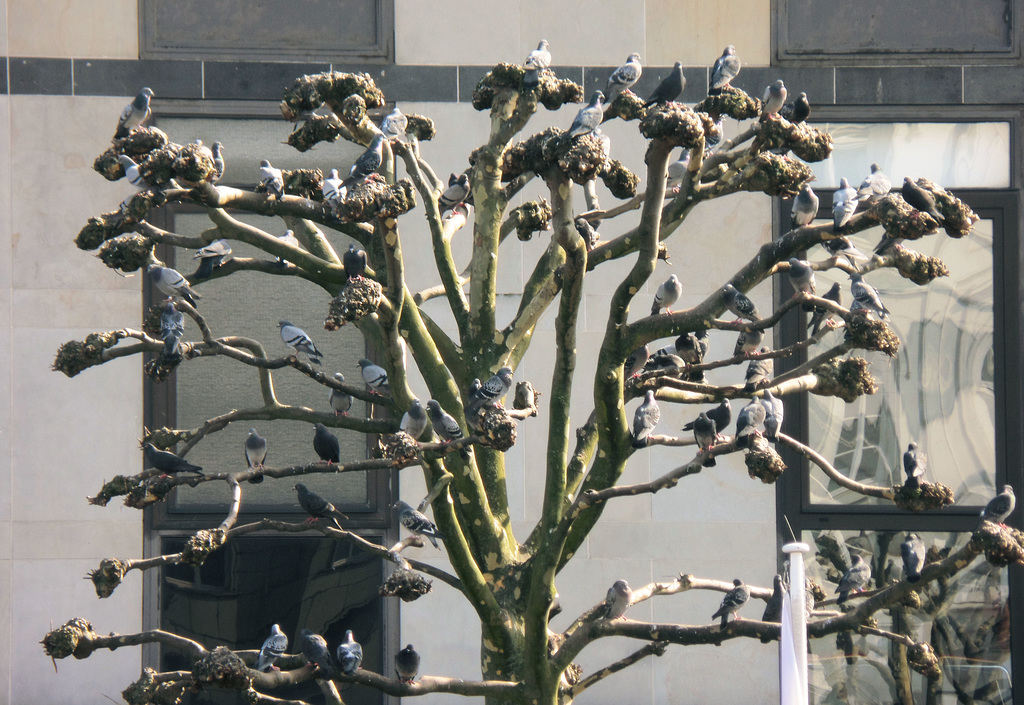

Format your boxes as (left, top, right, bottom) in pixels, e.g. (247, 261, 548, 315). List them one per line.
(907, 572, 921, 584)
(631, 438, 648, 449)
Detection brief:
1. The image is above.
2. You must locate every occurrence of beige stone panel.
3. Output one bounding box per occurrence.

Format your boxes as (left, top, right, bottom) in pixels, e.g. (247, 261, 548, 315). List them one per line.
(13, 288, 139, 328)
(519, 0, 646, 66)
(8, 0, 138, 58)
(0, 96, 11, 291)
(0, 523, 10, 559)
(395, 0, 521, 65)
(651, 448, 775, 524)
(654, 638, 778, 702)
(0, 560, 10, 705)
(0, 0, 7, 55)
(553, 552, 654, 629)
(399, 574, 482, 679)
(10, 96, 138, 291)
(645, 0, 771, 66)
(13, 520, 139, 560)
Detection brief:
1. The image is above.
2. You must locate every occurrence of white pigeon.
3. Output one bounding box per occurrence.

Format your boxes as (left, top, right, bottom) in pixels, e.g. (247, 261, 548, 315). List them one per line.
(278, 321, 323, 365)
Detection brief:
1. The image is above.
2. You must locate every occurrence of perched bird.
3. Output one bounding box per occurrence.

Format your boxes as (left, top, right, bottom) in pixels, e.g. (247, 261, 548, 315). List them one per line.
(211, 142, 225, 182)
(705, 115, 725, 153)
(761, 574, 785, 627)
(193, 239, 232, 279)
(114, 87, 154, 138)
(644, 61, 685, 107)
(733, 327, 765, 358)
(651, 274, 682, 315)
(849, 273, 891, 319)
(275, 229, 301, 267)
(322, 168, 346, 205)
(336, 630, 363, 676)
(761, 80, 787, 118)
(901, 177, 944, 222)
(148, 264, 201, 307)
(523, 39, 551, 89)
(443, 202, 471, 233)
(425, 399, 470, 459)
(666, 155, 689, 192)
(244, 428, 267, 469)
(477, 367, 514, 408)
(117, 154, 149, 190)
(400, 399, 429, 439)
(685, 399, 730, 440)
(313, 423, 341, 464)
(903, 442, 926, 490)
(791, 184, 819, 228)
(787, 258, 816, 298)
(674, 330, 709, 382)
(645, 352, 685, 374)
(298, 629, 335, 677)
(631, 390, 661, 449)
(346, 134, 386, 186)
(143, 443, 203, 475)
(254, 624, 288, 672)
(836, 555, 871, 605)
(780, 92, 810, 123)
(395, 500, 444, 549)
(395, 644, 420, 683)
(358, 359, 390, 394)
(567, 91, 604, 138)
(832, 177, 858, 230)
(809, 282, 842, 335)
(743, 348, 774, 393)
(901, 533, 926, 583)
(604, 53, 643, 104)
(604, 580, 632, 620)
(258, 160, 285, 200)
(279, 321, 323, 365)
(822, 235, 868, 264)
(295, 482, 348, 527)
(691, 411, 717, 467)
(981, 485, 1015, 525)
(328, 372, 352, 416)
(343, 243, 368, 280)
(712, 579, 750, 628)
(624, 344, 650, 379)
(160, 300, 185, 340)
(574, 216, 601, 251)
(723, 283, 760, 321)
(710, 46, 741, 93)
(734, 399, 767, 447)
(438, 173, 472, 213)
(380, 106, 408, 141)
(761, 389, 784, 441)
(857, 164, 891, 202)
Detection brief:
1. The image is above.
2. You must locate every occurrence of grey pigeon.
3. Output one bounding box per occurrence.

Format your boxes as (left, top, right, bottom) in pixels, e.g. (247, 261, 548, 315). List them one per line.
(443, 202, 471, 232)
(857, 164, 891, 202)
(666, 155, 689, 192)
(645, 352, 685, 374)
(143, 442, 203, 475)
(723, 283, 759, 321)
(901, 177, 944, 222)
(685, 399, 730, 437)
(901, 534, 926, 583)
(336, 630, 363, 676)
(823, 235, 868, 264)
(298, 629, 335, 677)
(691, 411, 717, 467)
(395, 644, 420, 683)
(395, 499, 444, 549)
(712, 579, 750, 628)
(467, 378, 482, 400)
(322, 168, 346, 205)
(780, 92, 810, 123)
(275, 229, 301, 267)
(400, 399, 428, 439)
(329, 372, 352, 415)
(849, 273, 891, 319)
(313, 423, 341, 464)
(346, 134, 386, 186)
(743, 347, 774, 394)
(148, 264, 201, 307)
(791, 184, 818, 228)
(903, 442, 926, 490)
(254, 624, 288, 672)
(159, 328, 182, 363)
(604, 579, 632, 620)
(193, 239, 232, 279)
(832, 177, 858, 230)
(478, 367, 513, 408)
(574, 216, 600, 251)
(733, 327, 765, 357)
(762, 574, 784, 624)
(787, 258, 815, 297)
(160, 300, 184, 340)
(380, 106, 408, 140)
(358, 358, 390, 394)
(567, 91, 604, 138)
(981, 485, 1015, 524)
(809, 282, 842, 334)
(438, 173, 471, 213)
(651, 274, 682, 315)
(761, 389, 784, 441)
(211, 142, 225, 182)
(425, 399, 470, 459)
(624, 344, 650, 379)
(343, 242, 367, 280)
(244, 428, 267, 469)
(279, 321, 323, 365)
(604, 53, 643, 105)
(258, 160, 285, 200)
(117, 155, 149, 189)
(295, 482, 347, 527)
(631, 390, 660, 448)
(523, 39, 551, 89)
(114, 87, 154, 138)
(735, 398, 767, 447)
(710, 46, 741, 93)
(644, 62, 685, 107)
(836, 555, 871, 605)
(761, 80, 787, 117)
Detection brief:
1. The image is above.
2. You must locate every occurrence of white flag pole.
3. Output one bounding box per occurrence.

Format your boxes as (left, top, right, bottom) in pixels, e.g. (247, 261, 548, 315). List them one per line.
(781, 541, 810, 705)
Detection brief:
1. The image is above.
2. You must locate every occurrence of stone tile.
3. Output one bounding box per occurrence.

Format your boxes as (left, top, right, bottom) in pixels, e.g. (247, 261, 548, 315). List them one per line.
(0, 60, 7, 95)
(731, 66, 836, 105)
(645, 0, 771, 67)
(519, 0, 646, 66)
(345, 64, 458, 103)
(399, 577, 481, 679)
(13, 289, 139, 328)
(0, 96, 10, 290)
(964, 66, 1024, 105)
(7, 0, 138, 58)
(203, 61, 331, 101)
(835, 67, 962, 105)
(651, 450, 776, 524)
(0, 324, 10, 525)
(0, 560, 9, 705)
(74, 59, 203, 99)
(653, 638, 778, 703)
(395, 0, 521, 66)
(12, 520, 140, 560)
(0, 523, 9, 560)
(8, 58, 71, 95)
(582, 64, 708, 105)
(0, 0, 7, 56)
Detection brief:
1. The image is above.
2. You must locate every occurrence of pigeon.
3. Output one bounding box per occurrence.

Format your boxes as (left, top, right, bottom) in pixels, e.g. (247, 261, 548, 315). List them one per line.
(295, 482, 348, 527)
(329, 372, 352, 415)
(743, 349, 774, 393)
(275, 229, 301, 267)
(685, 398, 730, 436)
(313, 423, 341, 464)
(981, 485, 1015, 524)
(901, 177, 944, 222)
(787, 258, 816, 297)
(443, 202, 471, 233)
(358, 359, 390, 394)
(734, 399, 767, 447)
(761, 389, 784, 441)
(674, 330, 709, 378)
(809, 282, 842, 334)
(857, 164, 891, 202)
(143, 442, 203, 475)
(733, 327, 765, 358)
(477, 367, 514, 408)
(723, 283, 760, 321)
(380, 106, 408, 140)
(574, 216, 600, 251)
(903, 442, 926, 490)
(336, 630, 363, 676)
(832, 177, 858, 230)
(835, 555, 871, 605)
(645, 352, 685, 374)
(791, 184, 819, 228)
(395, 644, 420, 683)
(712, 579, 750, 628)
(254, 624, 288, 672)
(425, 399, 470, 460)
(624, 344, 650, 378)
(691, 411, 717, 466)
(604, 580, 632, 620)
(666, 155, 689, 192)
(762, 574, 785, 625)
(117, 155, 149, 189)
(211, 142, 225, 182)
(114, 87, 154, 138)
(823, 235, 869, 264)
(244, 428, 267, 469)
(400, 399, 428, 439)
(343, 242, 368, 280)
(849, 273, 891, 319)
(148, 264, 201, 307)
(160, 300, 185, 340)
(651, 274, 682, 315)
(710, 46, 741, 93)
(438, 173, 471, 213)
(780, 92, 810, 123)
(761, 80, 787, 118)
(258, 160, 285, 200)
(279, 321, 324, 365)
(644, 62, 685, 107)
(901, 534, 926, 583)
(322, 168, 346, 205)
(567, 91, 604, 139)
(346, 134, 386, 186)
(631, 390, 660, 449)
(298, 629, 335, 677)
(193, 239, 232, 279)
(395, 499, 444, 549)
(604, 53, 643, 105)
(523, 39, 551, 89)
(158, 327, 182, 363)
